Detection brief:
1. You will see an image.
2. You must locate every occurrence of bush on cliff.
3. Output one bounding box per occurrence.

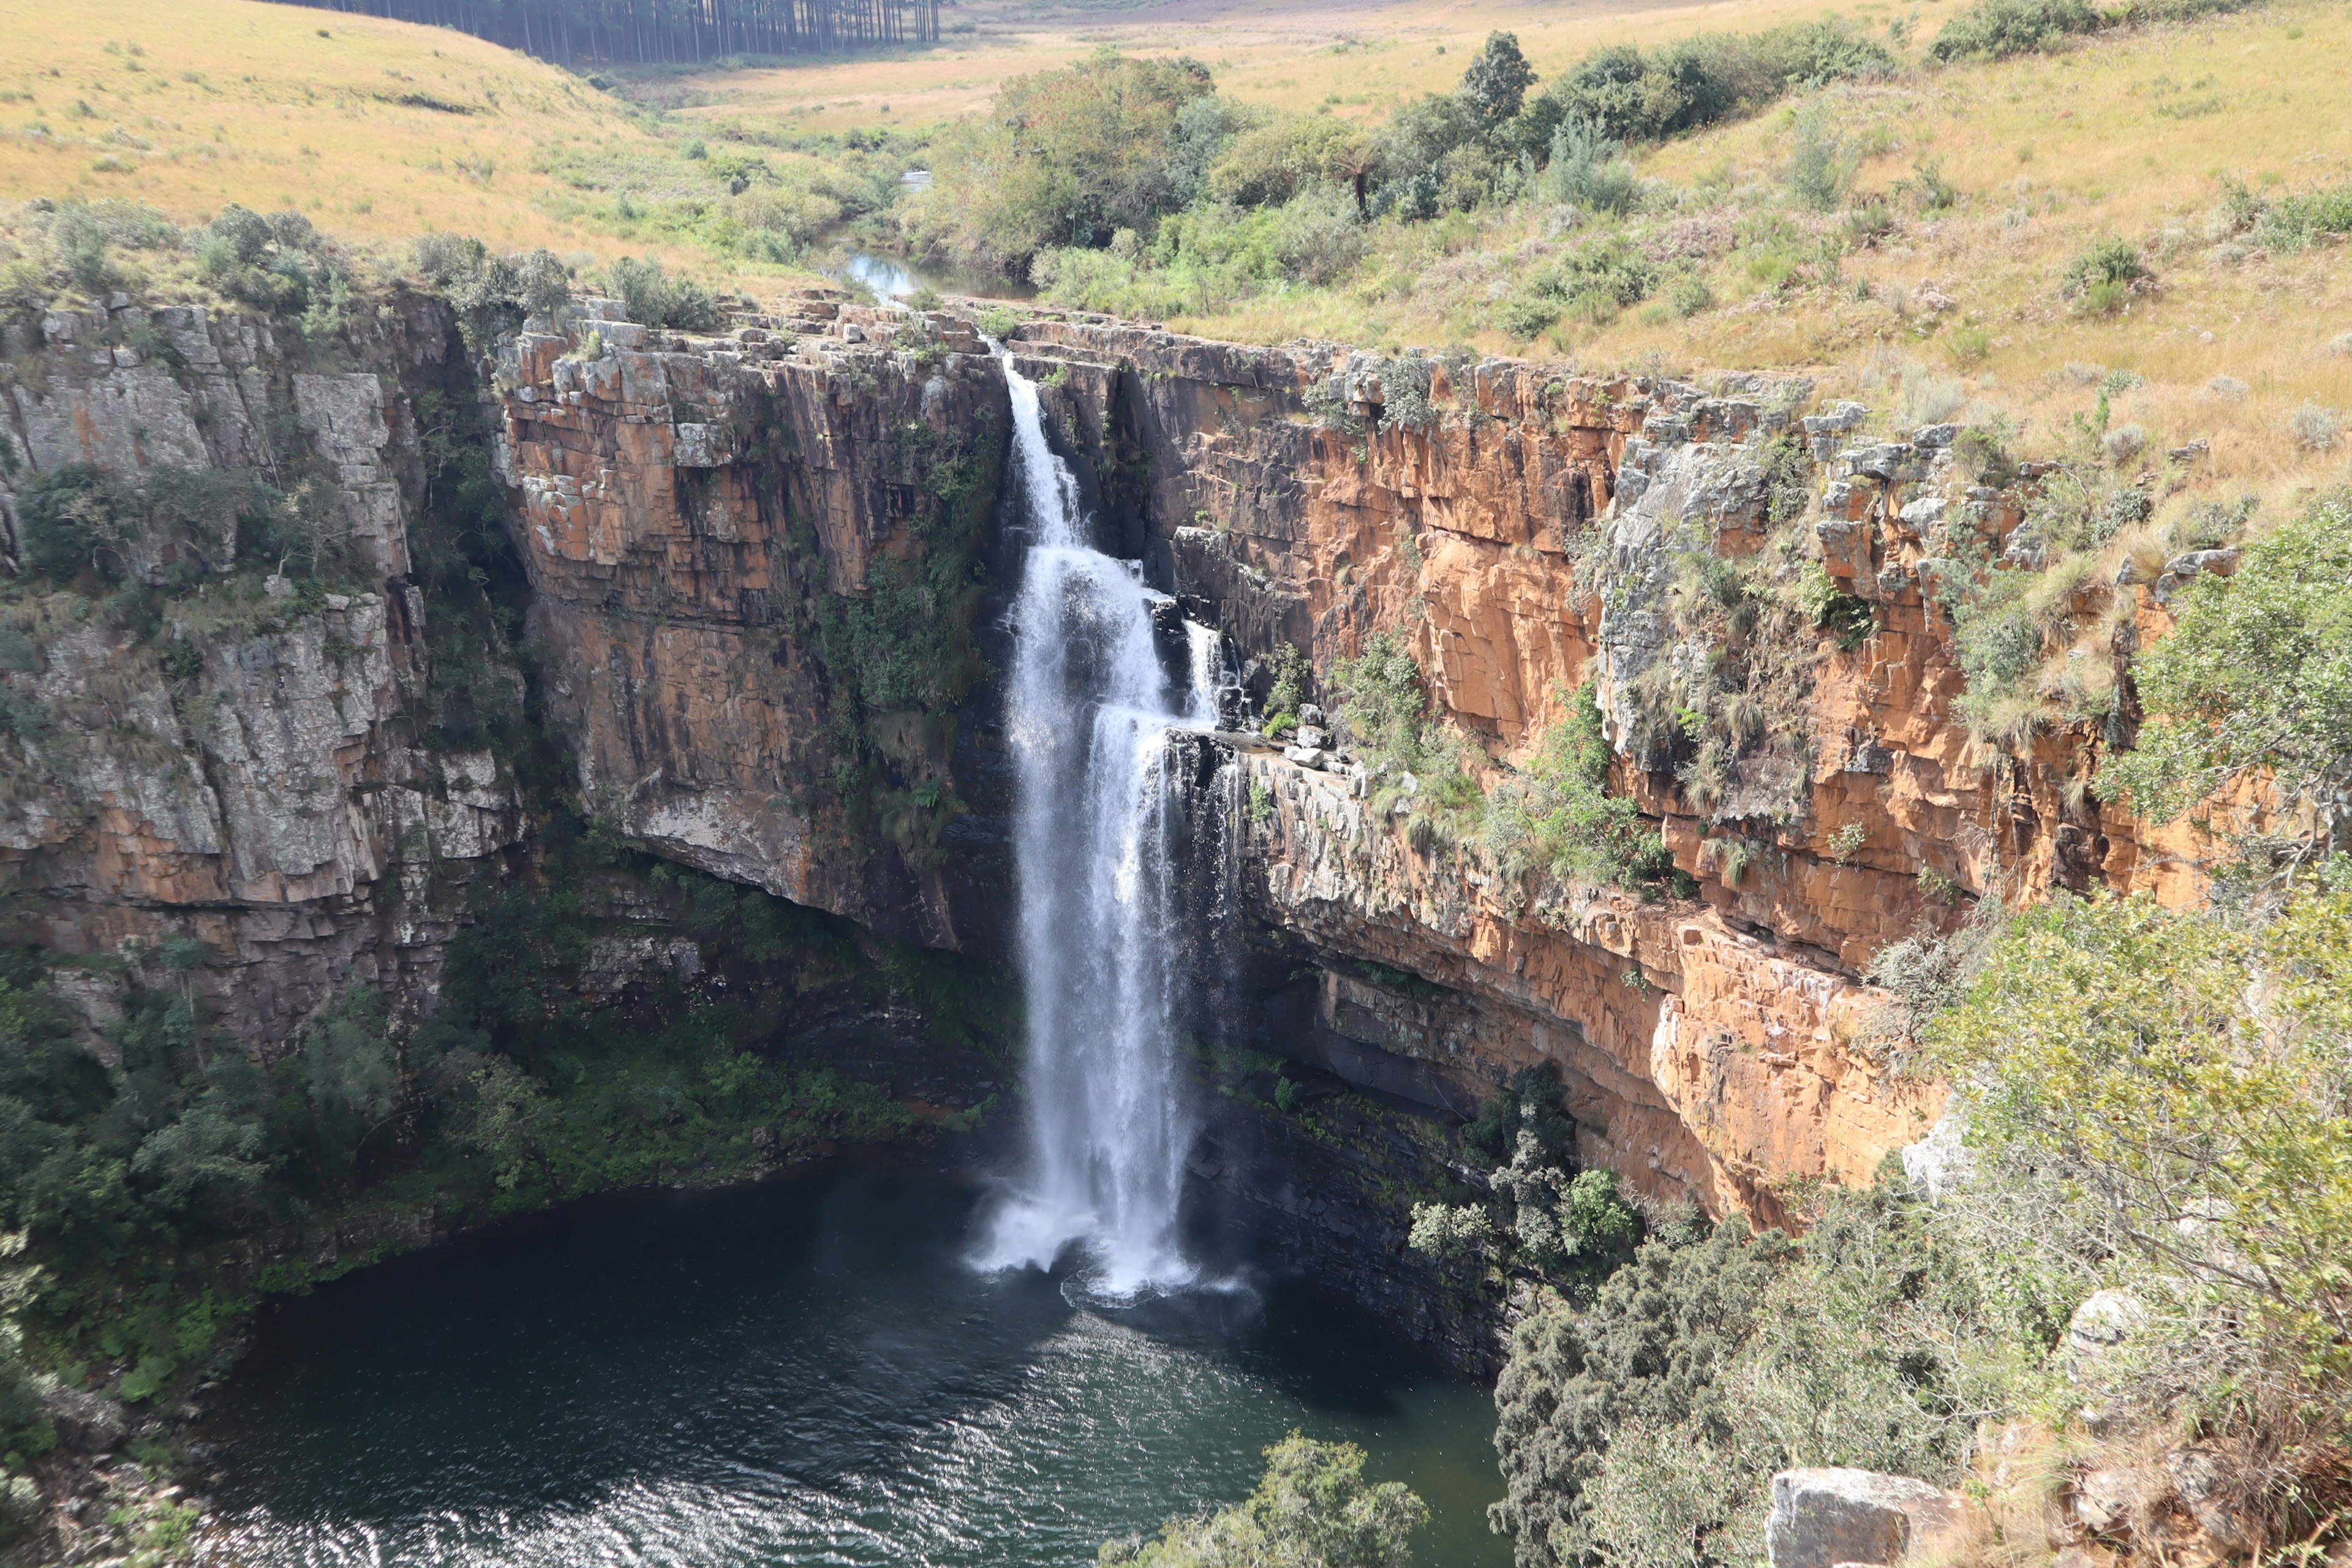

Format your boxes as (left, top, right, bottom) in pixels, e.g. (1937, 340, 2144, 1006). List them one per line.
(2100, 491, 2352, 872)
(1409, 1064, 1645, 1281)
(1332, 631, 1482, 821)
(1490, 1153, 2089, 1568)
(1495, 868, 2352, 1568)
(1482, 683, 1673, 890)
(603, 255, 722, 331)
(1930, 878, 2352, 1368)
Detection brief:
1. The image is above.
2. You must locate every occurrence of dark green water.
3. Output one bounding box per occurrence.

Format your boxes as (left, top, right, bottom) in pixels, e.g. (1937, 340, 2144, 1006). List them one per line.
(198, 1159, 1507, 1567)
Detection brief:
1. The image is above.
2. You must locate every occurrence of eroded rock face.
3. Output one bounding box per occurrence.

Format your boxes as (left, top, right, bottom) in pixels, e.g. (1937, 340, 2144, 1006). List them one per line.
(496, 295, 1011, 950)
(1237, 748, 1936, 1218)
(0, 292, 521, 1050)
(3, 277, 2191, 1241)
(972, 314, 2208, 1215)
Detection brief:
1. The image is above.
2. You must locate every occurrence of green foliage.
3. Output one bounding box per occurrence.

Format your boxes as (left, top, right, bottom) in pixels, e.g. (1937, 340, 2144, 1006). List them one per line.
(1035, 185, 1367, 316)
(1523, 20, 1893, 149)
(1406, 1197, 1493, 1256)
(1491, 1156, 2049, 1568)
(1539, 121, 1637, 216)
(1104, 1431, 1428, 1568)
(904, 53, 1221, 277)
(412, 233, 573, 349)
(1262, 642, 1312, 726)
(808, 425, 997, 854)
(1927, 0, 2101, 61)
(2256, 182, 2352, 252)
(1491, 1218, 1791, 1566)
(1482, 683, 1672, 889)
(604, 255, 721, 331)
(2062, 235, 2146, 314)
(194, 205, 357, 337)
(407, 388, 535, 755)
(1931, 883, 2352, 1359)
(1786, 104, 1852, 213)
(0, 198, 178, 306)
(1332, 631, 1433, 766)
(1415, 1065, 1642, 1282)
(1209, 115, 1369, 209)
(2100, 494, 2352, 858)
(1457, 32, 1538, 130)
(15, 464, 273, 589)
(1796, 562, 1875, 651)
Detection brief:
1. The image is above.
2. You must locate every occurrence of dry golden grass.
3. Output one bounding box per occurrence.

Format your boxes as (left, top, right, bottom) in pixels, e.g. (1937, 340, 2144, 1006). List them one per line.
(649, 0, 1858, 134)
(0, 0, 690, 257)
(4, 0, 2343, 508)
(1155, 0, 2352, 505)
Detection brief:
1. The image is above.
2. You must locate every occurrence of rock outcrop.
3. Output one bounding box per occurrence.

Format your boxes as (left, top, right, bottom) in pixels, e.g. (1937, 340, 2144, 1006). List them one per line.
(1766, 1467, 1967, 1568)
(494, 293, 1010, 950)
(0, 292, 521, 1050)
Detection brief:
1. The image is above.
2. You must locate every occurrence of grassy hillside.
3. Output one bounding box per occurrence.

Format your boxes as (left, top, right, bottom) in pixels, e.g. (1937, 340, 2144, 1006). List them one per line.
(0, 0, 690, 256)
(856, 0, 2350, 504)
(631, 0, 1854, 136)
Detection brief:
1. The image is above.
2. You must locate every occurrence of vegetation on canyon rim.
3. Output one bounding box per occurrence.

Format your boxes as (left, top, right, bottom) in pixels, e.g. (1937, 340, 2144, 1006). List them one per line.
(1353, 481, 2352, 1566)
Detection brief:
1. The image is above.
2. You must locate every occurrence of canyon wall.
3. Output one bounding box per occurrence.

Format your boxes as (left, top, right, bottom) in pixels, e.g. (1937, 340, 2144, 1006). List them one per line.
(0, 293, 522, 1052)
(4, 278, 2202, 1319)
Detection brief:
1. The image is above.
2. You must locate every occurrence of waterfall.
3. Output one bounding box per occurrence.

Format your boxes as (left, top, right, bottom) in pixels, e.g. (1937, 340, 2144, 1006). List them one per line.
(976, 350, 1218, 1302)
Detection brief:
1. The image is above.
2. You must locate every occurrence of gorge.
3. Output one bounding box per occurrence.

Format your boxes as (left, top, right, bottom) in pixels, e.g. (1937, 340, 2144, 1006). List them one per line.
(0, 252, 2294, 1565)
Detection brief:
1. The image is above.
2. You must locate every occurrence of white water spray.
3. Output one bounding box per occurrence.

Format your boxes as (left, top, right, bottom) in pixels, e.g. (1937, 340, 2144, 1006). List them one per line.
(976, 350, 1218, 1302)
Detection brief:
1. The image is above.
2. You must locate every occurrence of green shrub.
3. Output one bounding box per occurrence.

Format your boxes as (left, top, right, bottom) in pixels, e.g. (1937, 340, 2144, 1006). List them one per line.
(1545, 233, 1659, 314)
(1668, 274, 1715, 318)
(1786, 105, 1852, 213)
(413, 233, 572, 347)
(1491, 1218, 1792, 1566)
(1106, 1431, 1428, 1567)
(1482, 683, 1672, 888)
(15, 463, 269, 588)
(1797, 562, 1875, 650)
(902, 53, 1220, 277)
(2100, 492, 2352, 855)
(1538, 120, 1637, 215)
(194, 203, 353, 330)
(605, 255, 720, 331)
(1496, 292, 1561, 341)
(1932, 880, 2352, 1362)
(2061, 234, 2146, 315)
(1927, 0, 2100, 61)
(1520, 20, 1892, 150)
(2256, 182, 2352, 253)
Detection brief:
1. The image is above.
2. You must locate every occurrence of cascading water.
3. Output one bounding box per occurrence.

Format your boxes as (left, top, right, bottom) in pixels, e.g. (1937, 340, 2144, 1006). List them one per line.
(976, 350, 1219, 1303)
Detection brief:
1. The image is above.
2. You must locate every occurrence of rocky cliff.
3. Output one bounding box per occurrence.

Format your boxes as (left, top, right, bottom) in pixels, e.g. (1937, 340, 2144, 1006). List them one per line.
(4, 274, 2194, 1343)
(0, 291, 522, 1053)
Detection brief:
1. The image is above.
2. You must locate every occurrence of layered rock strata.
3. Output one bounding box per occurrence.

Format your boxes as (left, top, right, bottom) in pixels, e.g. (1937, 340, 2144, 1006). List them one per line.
(4, 276, 2194, 1255)
(0, 294, 519, 1050)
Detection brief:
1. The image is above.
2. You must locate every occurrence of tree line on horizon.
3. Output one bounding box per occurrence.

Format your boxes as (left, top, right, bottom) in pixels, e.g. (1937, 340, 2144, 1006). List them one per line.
(266, 0, 943, 62)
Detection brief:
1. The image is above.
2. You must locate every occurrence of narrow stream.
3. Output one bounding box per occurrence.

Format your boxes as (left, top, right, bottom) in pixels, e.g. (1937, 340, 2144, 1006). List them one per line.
(195, 1161, 1507, 1567)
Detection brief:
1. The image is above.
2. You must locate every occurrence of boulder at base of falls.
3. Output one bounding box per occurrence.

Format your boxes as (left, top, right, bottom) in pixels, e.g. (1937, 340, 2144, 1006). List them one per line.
(1767, 1468, 1966, 1568)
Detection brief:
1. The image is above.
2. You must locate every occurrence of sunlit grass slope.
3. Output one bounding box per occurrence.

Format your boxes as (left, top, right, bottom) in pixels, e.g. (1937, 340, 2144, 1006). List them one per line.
(0, 0, 684, 255)
(1168, 0, 2352, 499)
(641, 0, 1853, 135)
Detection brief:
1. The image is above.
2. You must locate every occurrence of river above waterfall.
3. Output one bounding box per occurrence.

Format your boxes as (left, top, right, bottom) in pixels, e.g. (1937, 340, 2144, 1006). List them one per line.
(195, 1158, 1507, 1567)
